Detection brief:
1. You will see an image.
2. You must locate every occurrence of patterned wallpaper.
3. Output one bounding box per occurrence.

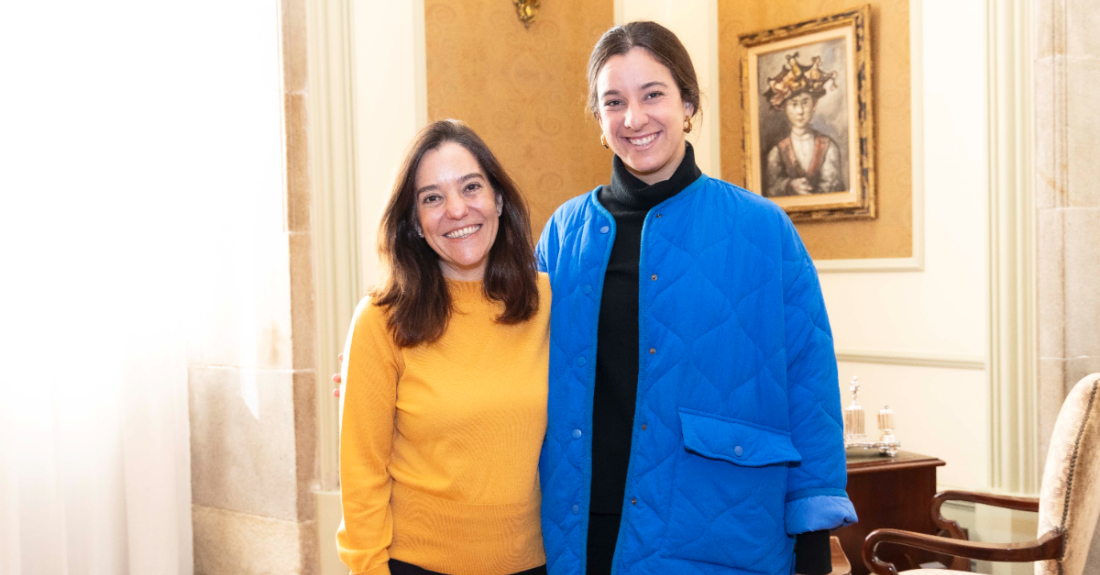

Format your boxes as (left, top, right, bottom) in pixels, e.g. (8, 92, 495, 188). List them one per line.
(424, 0, 614, 236)
(719, 1, 913, 260)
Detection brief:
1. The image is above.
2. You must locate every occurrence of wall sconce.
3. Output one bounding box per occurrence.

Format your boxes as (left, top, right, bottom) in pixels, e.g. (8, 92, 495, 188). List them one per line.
(513, 0, 539, 29)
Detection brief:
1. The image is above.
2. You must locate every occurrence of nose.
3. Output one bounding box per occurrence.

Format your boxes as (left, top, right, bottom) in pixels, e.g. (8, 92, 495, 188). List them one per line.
(444, 195, 469, 219)
(623, 100, 646, 130)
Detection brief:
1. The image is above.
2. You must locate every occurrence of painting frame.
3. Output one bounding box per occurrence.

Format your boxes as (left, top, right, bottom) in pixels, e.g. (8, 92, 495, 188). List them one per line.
(739, 5, 875, 221)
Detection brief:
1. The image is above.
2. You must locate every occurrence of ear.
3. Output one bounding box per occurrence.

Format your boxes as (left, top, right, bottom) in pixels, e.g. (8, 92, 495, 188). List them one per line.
(495, 193, 503, 216)
(684, 101, 695, 118)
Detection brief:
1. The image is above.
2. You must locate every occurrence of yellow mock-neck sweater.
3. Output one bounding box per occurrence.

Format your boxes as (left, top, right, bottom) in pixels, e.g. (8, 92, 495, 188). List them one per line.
(337, 275, 550, 575)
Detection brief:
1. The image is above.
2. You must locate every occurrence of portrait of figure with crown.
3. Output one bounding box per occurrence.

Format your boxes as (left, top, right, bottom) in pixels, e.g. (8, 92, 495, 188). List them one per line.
(761, 49, 845, 198)
(739, 6, 876, 221)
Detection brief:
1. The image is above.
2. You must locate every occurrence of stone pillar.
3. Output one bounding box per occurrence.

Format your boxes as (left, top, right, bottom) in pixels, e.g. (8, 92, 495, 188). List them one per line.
(1034, 0, 1100, 567)
(187, 0, 320, 573)
(1035, 0, 1100, 445)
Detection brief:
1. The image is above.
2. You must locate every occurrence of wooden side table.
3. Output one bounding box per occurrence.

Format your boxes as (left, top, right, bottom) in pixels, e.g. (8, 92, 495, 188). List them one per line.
(834, 451, 955, 575)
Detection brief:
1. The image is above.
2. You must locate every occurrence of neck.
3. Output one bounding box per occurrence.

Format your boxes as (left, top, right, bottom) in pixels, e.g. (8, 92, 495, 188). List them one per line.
(604, 141, 701, 213)
(439, 262, 485, 282)
(790, 125, 811, 137)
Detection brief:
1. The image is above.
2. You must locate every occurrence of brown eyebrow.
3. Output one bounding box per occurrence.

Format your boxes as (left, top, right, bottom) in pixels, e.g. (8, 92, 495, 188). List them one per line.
(600, 81, 669, 101)
(415, 172, 485, 196)
(639, 81, 668, 91)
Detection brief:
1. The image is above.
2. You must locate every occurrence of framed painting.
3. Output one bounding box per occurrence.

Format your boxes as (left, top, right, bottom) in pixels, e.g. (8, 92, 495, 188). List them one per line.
(739, 5, 875, 221)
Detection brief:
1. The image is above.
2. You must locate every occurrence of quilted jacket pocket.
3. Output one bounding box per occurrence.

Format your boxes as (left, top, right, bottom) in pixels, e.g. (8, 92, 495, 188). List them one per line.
(679, 409, 802, 467)
(661, 410, 799, 572)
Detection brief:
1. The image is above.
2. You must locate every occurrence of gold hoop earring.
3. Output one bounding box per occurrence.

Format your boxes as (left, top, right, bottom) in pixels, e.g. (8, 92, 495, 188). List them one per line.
(600, 133, 609, 149)
(684, 116, 693, 134)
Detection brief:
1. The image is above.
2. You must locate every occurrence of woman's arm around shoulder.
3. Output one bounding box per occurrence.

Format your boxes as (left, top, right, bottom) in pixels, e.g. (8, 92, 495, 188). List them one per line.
(336, 297, 404, 575)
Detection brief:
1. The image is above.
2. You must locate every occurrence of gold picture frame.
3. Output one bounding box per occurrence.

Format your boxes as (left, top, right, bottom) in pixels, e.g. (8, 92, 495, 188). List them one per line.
(739, 5, 875, 221)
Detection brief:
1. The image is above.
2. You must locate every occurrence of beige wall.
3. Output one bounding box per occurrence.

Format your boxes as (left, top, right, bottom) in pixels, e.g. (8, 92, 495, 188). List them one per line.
(187, 0, 320, 573)
(423, 0, 614, 234)
(718, 0, 913, 261)
(821, 1, 991, 492)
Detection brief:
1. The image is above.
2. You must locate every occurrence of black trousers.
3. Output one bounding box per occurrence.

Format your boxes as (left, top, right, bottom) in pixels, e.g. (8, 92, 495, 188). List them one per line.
(389, 559, 548, 575)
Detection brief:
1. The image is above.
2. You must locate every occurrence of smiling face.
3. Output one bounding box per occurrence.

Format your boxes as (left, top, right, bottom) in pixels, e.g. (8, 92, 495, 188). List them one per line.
(596, 47, 695, 185)
(414, 141, 501, 281)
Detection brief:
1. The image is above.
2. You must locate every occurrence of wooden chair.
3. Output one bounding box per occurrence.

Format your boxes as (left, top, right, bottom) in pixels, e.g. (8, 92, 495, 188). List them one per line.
(861, 373, 1100, 575)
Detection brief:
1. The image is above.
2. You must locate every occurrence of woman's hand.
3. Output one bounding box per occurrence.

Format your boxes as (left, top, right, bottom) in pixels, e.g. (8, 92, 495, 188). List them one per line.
(332, 353, 344, 397)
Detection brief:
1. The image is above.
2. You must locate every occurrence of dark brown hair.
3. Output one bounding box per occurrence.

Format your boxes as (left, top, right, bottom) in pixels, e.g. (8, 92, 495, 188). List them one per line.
(586, 21, 701, 121)
(371, 119, 539, 347)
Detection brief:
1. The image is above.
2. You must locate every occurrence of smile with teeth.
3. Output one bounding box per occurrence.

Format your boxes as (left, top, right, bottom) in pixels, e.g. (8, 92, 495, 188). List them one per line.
(626, 133, 659, 146)
(443, 224, 481, 239)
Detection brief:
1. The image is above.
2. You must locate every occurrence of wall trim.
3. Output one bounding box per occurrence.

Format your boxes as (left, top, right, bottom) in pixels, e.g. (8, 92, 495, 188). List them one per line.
(986, 0, 1039, 495)
(306, 0, 361, 493)
(816, 0, 925, 274)
(816, 256, 923, 273)
(836, 349, 987, 370)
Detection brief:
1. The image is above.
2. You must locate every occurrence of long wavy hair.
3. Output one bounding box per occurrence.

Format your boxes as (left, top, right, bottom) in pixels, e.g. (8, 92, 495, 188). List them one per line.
(371, 119, 539, 347)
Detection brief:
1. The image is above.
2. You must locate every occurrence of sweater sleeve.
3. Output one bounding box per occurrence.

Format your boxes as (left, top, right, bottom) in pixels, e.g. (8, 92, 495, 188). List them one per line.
(336, 297, 402, 575)
(779, 218, 858, 535)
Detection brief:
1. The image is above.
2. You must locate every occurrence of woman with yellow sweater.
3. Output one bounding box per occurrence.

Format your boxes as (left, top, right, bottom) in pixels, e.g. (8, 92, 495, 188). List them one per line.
(336, 120, 551, 575)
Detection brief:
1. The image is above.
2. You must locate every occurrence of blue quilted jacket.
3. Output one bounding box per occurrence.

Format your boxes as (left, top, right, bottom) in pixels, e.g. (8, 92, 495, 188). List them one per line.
(535, 174, 857, 575)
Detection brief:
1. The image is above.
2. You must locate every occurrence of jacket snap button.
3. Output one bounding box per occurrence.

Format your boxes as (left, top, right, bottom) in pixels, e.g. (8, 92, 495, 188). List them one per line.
(651, 274, 657, 281)
(572, 505, 580, 515)
(631, 498, 637, 505)
(655, 214, 662, 218)
(734, 445, 744, 457)
(641, 424, 647, 431)
(582, 284, 592, 294)
(572, 429, 582, 439)
(576, 357, 587, 367)
(599, 225, 610, 234)
(649, 348, 656, 354)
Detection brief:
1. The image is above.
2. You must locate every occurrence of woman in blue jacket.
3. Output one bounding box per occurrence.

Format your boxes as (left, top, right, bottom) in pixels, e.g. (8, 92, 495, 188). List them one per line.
(535, 22, 857, 575)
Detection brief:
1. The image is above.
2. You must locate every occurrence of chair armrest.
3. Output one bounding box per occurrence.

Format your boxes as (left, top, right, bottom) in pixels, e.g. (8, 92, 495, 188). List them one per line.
(929, 490, 1041, 570)
(862, 528, 1064, 575)
(931, 490, 1039, 530)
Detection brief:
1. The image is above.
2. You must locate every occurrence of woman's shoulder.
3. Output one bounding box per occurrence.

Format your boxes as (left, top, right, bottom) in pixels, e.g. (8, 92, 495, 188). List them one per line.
(350, 295, 393, 337)
(687, 176, 797, 235)
(698, 175, 783, 212)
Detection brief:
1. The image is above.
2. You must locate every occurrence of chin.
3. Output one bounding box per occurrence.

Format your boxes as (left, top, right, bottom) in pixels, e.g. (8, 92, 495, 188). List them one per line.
(624, 153, 670, 176)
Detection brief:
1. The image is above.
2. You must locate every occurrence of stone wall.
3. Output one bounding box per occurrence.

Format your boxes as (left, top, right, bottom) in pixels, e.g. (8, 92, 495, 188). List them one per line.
(187, 0, 320, 572)
(1034, 0, 1100, 567)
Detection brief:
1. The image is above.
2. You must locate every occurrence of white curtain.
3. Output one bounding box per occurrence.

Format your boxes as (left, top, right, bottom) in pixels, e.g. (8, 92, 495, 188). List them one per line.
(0, 0, 198, 562)
(1, 2, 282, 573)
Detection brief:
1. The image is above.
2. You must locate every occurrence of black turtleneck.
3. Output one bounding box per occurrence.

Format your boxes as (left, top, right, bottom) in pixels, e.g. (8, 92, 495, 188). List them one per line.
(585, 144, 831, 575)
(588, 145, 700, 517)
